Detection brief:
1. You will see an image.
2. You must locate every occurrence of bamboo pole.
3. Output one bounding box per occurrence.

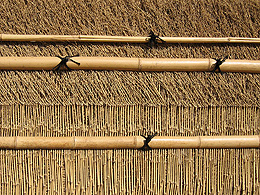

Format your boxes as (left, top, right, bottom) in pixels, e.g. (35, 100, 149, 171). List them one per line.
(0, 136, 259, 149)
(0, 57, 260, 73)
(1, 34, 260, 43)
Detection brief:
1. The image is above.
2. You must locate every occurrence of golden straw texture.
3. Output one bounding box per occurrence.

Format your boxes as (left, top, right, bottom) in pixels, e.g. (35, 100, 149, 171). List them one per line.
(0, 0, 260, 194)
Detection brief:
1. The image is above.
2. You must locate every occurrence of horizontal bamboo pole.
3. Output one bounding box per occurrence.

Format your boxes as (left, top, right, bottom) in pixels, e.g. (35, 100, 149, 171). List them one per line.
(1, 34, 260, 43)
(0, 136, 259, 149)
(0, 57, 260, 73)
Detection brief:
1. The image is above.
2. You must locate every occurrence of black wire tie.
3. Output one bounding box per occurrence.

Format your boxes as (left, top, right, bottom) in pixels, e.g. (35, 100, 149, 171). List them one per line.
(212, 56, 228, 73)
(140, 132, 158, 151)
(147, 31, 166, 47)
(53, 55, 80, 71)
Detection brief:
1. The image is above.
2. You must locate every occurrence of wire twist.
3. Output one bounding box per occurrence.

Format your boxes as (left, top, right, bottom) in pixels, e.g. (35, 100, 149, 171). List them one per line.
(147, 31, 166, 47)
(53, 55, 80, 71)
(140, 132, 158, 150)
(212, 56, 228, 73)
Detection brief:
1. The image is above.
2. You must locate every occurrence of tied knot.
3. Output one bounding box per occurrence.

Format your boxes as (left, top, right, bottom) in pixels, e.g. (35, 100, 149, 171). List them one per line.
(147, 31, 166, 47)
(212, 56, 228, 73)
(53, 55, 80, 71)
(140, 132, 158, 151)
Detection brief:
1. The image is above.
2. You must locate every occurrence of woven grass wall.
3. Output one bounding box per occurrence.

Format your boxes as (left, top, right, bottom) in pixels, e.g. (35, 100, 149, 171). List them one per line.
(0, 0, 260, 194)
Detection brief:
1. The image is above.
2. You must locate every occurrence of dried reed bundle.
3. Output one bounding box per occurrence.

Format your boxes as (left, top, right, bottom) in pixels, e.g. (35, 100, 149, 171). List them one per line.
(0, 57, 260, 73)
(1, 0, 260, 194)
(0, 136, 259, 149)
(0, 104, 259, 194)
(1, 34, 260, 44)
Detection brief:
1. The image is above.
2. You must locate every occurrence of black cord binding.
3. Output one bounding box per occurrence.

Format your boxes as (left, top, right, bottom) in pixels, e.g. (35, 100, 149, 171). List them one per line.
(53, 55, 80, 71)
(140, 132, 158, 151)
(147, 31, 166, 47)
(212, 56, 228, 73)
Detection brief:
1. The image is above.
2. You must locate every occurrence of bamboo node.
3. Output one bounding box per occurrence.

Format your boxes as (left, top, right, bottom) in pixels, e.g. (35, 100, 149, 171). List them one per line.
(139, 132, 158, 150)
(14, 136, 17, 149)
(73, 136, 76, 149)
(138, 58, 142, 71)
(53, 55, 80, 71)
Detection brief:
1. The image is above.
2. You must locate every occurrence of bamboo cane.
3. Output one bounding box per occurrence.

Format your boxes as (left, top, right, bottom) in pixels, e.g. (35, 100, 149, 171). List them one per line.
(0, 136, 259, 149)
(1, 34, 260, 43)
(0, 57, 260, 73)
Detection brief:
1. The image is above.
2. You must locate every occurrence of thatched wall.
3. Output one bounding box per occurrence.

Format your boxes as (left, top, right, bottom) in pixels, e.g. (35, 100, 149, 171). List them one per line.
(0, 0, 260, 194)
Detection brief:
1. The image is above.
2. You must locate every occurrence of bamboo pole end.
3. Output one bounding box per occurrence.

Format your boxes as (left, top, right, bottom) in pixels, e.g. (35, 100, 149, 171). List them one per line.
(208, 58, 216, 71)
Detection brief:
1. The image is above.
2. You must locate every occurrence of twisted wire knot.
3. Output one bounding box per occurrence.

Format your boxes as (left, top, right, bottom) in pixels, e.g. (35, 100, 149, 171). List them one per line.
(140, 132, 158, 151)
(147, 31, 166, 47)
(53, 55, 80, 71)
(212, 56, 228, 73)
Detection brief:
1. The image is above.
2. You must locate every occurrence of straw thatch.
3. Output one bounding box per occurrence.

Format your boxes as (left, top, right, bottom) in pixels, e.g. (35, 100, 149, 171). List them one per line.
(0, 0, 260, 194)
